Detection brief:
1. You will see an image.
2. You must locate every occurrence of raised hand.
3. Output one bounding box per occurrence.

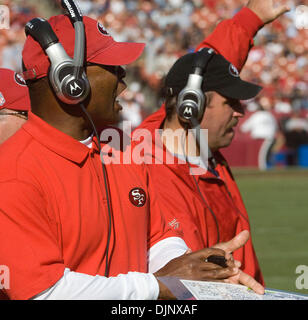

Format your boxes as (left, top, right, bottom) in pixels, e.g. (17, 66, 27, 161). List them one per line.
(247, 0, 290, 24)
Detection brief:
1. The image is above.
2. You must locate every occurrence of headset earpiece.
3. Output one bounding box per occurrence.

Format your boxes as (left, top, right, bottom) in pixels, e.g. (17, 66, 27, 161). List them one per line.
(24, 2, 90, 105)
(177, 72, 206, 122)
(47, 48, 90, 104)
(176, 48, 215, 123)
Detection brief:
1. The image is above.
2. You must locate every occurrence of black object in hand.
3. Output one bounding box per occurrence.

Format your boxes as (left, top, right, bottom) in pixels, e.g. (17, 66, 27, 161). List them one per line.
(206, 255, 228, 268)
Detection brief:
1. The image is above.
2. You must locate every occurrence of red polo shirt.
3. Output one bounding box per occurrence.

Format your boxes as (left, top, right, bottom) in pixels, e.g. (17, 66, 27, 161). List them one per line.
(0, 112, 178, 300)
(134, 7, 265, 285)
(134, 119, 264, 284)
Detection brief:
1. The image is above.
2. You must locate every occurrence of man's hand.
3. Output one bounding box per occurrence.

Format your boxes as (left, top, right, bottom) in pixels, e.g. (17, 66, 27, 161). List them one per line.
(154, 248, 239, 299)
(213, 230, 265, 295)
(247, 0, 290, 24)
(213, 230, 250, 253)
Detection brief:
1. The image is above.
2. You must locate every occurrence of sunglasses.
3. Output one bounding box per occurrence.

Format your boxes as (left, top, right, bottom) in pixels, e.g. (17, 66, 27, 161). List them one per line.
(0, 110, 28, 120)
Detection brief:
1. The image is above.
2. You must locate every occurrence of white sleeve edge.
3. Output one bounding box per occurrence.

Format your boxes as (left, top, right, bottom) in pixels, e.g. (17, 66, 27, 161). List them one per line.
(148, 237, 189, 273)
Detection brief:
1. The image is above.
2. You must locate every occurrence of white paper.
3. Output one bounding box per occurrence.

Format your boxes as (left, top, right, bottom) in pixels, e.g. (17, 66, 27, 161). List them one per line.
(180, 280, 308, 300)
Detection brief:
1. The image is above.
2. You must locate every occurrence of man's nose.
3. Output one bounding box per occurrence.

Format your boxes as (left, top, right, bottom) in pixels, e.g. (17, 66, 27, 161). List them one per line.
(233, 103, 245, 118)
(233, 110, 244, 118)
(117, 81, 127, 96)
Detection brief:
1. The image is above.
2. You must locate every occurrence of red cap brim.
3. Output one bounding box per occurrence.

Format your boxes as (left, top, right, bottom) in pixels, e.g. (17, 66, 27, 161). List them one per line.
(89, 41, 145, 66)
(22, 15, 146, 80)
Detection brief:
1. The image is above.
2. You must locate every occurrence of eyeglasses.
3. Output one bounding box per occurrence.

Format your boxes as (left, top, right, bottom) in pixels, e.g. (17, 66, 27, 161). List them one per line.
(0, 111, 28, 120)
(103, 65, 126, 80)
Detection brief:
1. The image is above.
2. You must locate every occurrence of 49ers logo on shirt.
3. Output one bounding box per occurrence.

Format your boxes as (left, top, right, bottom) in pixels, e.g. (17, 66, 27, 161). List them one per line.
(129, 188, 146, 207)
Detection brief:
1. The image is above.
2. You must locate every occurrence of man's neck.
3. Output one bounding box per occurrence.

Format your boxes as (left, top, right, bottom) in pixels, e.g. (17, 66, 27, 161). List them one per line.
(162, 117, 201, 157)
(32, 108, 92, 141)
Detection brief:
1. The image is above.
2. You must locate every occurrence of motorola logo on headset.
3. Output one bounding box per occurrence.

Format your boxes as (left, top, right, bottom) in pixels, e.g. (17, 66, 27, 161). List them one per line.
(183, 106, 193, 118)
(67, 79, 84, 97)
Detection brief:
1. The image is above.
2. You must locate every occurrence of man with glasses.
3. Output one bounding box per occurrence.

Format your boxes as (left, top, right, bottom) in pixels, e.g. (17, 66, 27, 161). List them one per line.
(0, 68, 30, 144)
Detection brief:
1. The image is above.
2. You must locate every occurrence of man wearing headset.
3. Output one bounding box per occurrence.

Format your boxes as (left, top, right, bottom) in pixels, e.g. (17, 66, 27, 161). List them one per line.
(0, 2, 264, 300)
(0, 68, 30, 145)
(135, 0, 289, 287)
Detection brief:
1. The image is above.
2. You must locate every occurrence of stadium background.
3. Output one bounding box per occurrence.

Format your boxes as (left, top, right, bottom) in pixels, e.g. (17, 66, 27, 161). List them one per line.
(1, 0, 307, 294)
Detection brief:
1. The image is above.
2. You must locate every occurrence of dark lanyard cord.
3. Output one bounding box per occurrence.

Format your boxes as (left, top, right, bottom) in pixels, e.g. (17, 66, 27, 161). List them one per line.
(181, 125, 220, 244)
(80, 103, 112, 277)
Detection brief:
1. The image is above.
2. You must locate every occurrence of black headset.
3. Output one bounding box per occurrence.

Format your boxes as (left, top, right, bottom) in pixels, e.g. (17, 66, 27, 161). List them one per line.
(24, 0, 113, 277)
(176, 48, 215, 123)
(24, 0, 90, 105)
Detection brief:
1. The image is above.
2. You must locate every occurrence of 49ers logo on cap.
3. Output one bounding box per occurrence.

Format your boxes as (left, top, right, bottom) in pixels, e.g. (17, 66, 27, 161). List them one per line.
(129, 188, 146, 207)
(229, 64, 240, 77)
(14, 73, 27, 86)
(0, 92, 5, 106)
(97, 22, 111, 36)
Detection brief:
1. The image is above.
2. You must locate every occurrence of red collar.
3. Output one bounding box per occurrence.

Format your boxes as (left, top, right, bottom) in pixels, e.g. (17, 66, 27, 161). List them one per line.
(22, 112, 92, 164)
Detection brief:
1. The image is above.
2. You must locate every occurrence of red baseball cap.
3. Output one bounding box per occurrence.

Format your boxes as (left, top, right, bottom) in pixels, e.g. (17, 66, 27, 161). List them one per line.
(22, 14, 145, 80)
(0, 68, 31, 111)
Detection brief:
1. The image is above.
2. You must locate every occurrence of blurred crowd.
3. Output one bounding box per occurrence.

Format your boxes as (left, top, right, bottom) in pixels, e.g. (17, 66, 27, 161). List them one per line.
(0, 0, 37, 71)
(1, 0, 308, 166)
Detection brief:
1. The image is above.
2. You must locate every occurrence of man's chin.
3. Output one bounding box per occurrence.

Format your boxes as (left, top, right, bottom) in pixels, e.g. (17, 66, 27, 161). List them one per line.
(96, 117, 121, 131)
(217, 136, 235, 150)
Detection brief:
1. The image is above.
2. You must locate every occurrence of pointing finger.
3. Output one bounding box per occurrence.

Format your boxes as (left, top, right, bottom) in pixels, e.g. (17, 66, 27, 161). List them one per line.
(213, 230, 250, 253)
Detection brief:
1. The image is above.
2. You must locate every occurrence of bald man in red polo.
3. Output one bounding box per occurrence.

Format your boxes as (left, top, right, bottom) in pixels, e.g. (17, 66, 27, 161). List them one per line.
(0, 68, 30, 144)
